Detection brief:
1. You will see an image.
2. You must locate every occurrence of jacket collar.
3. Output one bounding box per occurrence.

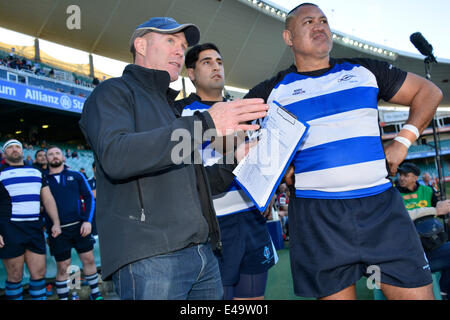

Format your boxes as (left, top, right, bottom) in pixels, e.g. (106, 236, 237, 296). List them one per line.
(123, 64, 179, 103)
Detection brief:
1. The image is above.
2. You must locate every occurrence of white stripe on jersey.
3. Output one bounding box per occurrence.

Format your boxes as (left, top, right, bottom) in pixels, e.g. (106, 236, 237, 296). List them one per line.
(0, 167, 42, 221)
(212, 189, 256, 217)
(302, 108, 380, 150)
(295, 159, 389, 193)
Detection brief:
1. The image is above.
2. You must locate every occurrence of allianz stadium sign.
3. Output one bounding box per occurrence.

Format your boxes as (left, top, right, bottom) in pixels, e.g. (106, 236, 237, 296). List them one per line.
(0, 78, 85, 114)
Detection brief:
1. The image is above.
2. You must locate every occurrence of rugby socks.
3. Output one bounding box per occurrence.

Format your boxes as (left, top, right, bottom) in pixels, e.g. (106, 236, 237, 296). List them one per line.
(29, 278, 46, 300)
(55, 279, 69, 300)
(85, 272, 102, 300)
(5, 280, 23, 300)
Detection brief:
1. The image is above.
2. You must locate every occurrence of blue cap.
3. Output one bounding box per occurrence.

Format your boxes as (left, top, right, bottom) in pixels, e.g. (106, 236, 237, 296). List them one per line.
(130, 17, 200, 49)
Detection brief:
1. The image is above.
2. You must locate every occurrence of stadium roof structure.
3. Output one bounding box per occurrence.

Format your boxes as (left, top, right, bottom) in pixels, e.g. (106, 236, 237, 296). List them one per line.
(0, 0, 449, 106)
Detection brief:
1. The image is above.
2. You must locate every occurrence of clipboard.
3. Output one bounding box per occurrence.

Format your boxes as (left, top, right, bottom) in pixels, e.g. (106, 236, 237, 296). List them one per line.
(233, 100, 309, 212)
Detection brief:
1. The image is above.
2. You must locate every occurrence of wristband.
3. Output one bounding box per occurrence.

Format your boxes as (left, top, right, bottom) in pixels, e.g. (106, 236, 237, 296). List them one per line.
(402, 124, 420, 140)
(394, 136, 412, 149)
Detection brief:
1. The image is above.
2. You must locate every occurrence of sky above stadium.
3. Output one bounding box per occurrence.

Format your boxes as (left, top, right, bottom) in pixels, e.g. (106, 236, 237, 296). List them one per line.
(0, 0, 449, 81)
(271, 0, 450, 60)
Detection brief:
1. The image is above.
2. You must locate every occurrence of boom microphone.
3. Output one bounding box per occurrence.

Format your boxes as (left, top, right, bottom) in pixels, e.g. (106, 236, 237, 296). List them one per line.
(410, 32, 437, 63)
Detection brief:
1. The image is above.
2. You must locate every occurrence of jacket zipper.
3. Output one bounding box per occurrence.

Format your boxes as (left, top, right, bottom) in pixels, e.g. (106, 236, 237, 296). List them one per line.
(136, 180, 146, 222)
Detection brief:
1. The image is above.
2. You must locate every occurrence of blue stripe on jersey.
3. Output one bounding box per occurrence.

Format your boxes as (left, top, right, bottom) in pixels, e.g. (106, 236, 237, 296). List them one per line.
(11, 213, 40, 219)
(284, 87, 379, 123)
(1, 176, 42, 186)
(295, 182, 392, 199)
(184, 101, 211, 111)
(294, 136, 386, 173)
(10, 194, 41, 202)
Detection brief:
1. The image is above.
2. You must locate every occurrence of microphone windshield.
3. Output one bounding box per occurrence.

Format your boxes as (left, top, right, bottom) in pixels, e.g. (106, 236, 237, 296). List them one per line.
(410, 32, 436, 61)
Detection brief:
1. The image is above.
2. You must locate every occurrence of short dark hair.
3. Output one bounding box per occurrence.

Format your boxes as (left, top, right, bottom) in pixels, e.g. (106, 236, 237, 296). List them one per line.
(46, 145, 61, 153)
(185, 43, 221, 69)
(35, 149, 45, 158)
(285, 3, 319, 30)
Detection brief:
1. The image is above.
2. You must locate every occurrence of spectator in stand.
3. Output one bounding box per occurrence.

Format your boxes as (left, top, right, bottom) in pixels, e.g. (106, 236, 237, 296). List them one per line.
(396, 162, 450, 300)
(33, 149, 48, 172)
(92, 77, 100, 86)
(7, 56, 17, 69)
(276, 183, 289, 240)
(79, 167, 88, 179)
(44, 146, 102, 300)
(0, 139, 61, 300)
(65, 149, 71, 158)
(422, 172, 439, 193)
(24, 155, 33, 166)
(71, 150, 78, 159)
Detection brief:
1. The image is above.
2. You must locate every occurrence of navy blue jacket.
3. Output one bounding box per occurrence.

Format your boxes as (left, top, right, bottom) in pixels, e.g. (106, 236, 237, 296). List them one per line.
(45, 167, 95, 228)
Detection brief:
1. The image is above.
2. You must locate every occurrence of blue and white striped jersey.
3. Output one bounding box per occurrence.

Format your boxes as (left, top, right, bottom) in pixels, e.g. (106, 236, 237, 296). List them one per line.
(246, 58, 407, 199)
(0, 165, 46, 221)
(177, 94, 256, 216)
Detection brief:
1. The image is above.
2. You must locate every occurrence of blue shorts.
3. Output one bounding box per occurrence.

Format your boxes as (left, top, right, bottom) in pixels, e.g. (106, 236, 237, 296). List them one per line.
(289, 187, 433, 298)
(47, 222, 95, 262)
(0, 218, 46, 259)
(216, 210, 275, 286)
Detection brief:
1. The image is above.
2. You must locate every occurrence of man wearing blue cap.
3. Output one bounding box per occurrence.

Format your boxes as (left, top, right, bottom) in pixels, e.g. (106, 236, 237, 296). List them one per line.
(79, 17, 268, 300)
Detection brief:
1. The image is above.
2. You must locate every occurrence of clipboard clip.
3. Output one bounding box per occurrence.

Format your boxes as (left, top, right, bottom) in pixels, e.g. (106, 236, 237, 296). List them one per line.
(273, 100, 297, 125)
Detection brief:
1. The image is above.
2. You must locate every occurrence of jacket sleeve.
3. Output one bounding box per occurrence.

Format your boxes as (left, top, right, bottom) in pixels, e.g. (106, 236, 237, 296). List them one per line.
(76, 172, 95, 223)
(204, 162, 237, 196)
(79, 79, 216, 181)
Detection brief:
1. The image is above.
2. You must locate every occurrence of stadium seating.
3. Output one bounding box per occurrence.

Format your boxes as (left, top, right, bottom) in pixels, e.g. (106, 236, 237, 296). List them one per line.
(19, 145, 95, 179)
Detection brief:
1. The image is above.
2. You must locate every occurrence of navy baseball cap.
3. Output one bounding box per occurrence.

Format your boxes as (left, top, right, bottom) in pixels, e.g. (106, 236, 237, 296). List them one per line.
(398, 162, 421, 176)
(130, 17, 200, 51)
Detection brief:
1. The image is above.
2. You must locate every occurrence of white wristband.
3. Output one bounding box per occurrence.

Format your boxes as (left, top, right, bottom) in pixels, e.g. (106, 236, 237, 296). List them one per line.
(402, 124, 420, 140)
(394, 136, 412, 149)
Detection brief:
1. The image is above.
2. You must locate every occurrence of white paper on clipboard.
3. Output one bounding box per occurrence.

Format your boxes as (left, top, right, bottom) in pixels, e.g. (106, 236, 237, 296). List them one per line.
(233, 100, 309, 212)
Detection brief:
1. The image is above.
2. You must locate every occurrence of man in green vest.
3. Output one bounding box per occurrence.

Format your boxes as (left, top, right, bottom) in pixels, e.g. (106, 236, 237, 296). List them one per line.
(396, 162, 450, 300)
(396, 162, 450, 221)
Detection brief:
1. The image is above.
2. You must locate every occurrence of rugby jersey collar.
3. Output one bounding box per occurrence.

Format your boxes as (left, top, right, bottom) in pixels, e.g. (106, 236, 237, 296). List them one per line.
(0, 163, 27, 170)
(187, 92, 226, 106)
(291, 58, 337, 77)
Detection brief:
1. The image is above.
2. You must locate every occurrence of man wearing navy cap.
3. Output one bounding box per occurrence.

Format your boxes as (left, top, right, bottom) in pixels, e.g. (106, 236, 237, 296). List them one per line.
(396, 162, 450, 299)
(397, 162, 450, 221)
(79, 17, 268, 300)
